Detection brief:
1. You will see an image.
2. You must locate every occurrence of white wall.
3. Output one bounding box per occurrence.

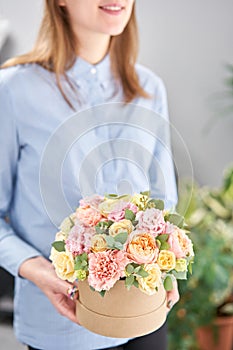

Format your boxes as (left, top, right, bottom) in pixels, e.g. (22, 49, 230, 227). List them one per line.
(0, 0, 232, 187)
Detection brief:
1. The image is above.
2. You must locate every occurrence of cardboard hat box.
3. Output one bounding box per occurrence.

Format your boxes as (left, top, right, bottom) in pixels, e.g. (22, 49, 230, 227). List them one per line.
(76, 279, 167, 338)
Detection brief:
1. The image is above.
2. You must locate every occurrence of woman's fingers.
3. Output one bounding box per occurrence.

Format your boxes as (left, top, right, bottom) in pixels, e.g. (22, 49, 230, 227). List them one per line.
(166, 279, 180, 312)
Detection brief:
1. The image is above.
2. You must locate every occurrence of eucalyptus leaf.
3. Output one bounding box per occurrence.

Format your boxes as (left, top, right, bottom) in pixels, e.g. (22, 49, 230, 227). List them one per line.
(114, 241, 123, 250)
(157, 234, 169, 242)
(140, 191, 150, 197)
(114, 231, 128, 244)
(125, 209, 136, 221)
(137, 268, 149, 278)
(172, 270, 187, 280)
(99, 290, 106, 297)
(105, 235, 115, 248)
(126, 264, 134, 274)
(125, 275, 134, 288)
(147, 199, 164, 210)
(167, 213, 184, 228)
(164, 275, 173, 291)
(52, 241, 65, 252)
(160, 242, 171, 250)
(133, 279, 139, 288)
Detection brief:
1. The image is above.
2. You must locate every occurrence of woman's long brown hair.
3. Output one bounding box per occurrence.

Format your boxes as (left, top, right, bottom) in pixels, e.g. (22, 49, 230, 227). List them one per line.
(1, 0, 148, 108)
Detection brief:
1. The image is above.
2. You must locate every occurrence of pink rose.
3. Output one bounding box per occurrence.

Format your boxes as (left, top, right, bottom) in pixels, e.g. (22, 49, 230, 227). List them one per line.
(136, 208, 166, 237)
(79, 195, 104, 209)
(76, 205, 103, 227)
(88, 250, 129, 291)
(168, 228, 194, 258)
(108, 201, 138, 222)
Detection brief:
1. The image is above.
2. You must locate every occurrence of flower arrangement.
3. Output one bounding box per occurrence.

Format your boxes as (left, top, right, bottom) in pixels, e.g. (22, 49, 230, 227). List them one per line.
(50, 192, 194, 297)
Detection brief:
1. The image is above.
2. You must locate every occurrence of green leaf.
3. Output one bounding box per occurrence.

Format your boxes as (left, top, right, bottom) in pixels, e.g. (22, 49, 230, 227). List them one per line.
(147, 199, 164, 210)
(164, 275, 173, 291)
(133, 279, 139, 288)
(99, 290, 106, 297)
(126, 264, 134, 274)
(52, 241, 65, 252)
(105, 235, 115, 248)
(74, 261, 82, 270)
(125, 209, 136, 221)
(137, 268, 149, 278)
(134, 266, 141, 273)
(140, 191, 150, 197)
(167, 213, 184, 228)
(156, 239, 161, 249)
(125, 275, 134, 289)
(160, 242, 171, 250)
(81, 260, 87, 267)
(90, 286, 95, 292)
(157, 234, 169, 242)
(114, 241, 123, 250)
(172, 270, 187, 280)
(105, 193, 118, 198)
(114, 232, 128, 244)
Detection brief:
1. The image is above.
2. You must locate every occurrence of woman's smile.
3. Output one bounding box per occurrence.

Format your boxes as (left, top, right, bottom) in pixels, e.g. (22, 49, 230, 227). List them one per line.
(99, 3, 125, 16)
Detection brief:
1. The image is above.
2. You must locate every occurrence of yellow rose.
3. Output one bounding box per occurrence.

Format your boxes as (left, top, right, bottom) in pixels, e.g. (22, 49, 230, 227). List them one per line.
(157, 250, 176, 271)
(175, 258, 188, 272)
(59, 213, 76, 235)
(91, 234, 108, 252)
(137, 263, 162, 295)
(109, 219, 133, 237)
(51, 251, 76, 283)
(55, 231, 67, 241)
(130, 193, 149, 210)
(98, 199, 118, 217)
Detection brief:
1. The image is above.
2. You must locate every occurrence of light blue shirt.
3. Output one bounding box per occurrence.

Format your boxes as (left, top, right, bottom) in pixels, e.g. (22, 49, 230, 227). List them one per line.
(0, 55, 177, 350)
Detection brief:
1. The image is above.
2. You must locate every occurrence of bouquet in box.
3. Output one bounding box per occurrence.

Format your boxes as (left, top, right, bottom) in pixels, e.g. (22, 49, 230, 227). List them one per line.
(50, 192, 194, 337)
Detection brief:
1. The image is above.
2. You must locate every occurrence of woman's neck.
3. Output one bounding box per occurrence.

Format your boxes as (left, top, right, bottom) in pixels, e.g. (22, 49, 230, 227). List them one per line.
(75, 30, 111, 65)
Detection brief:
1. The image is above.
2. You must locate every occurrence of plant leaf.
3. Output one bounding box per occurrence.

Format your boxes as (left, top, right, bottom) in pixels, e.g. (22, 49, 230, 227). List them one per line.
(125, 275, 134, 289)
(126, 264, 134, 274)
(105, 235, 115, 248)
(167, 213, 184, 228)
(114, 241, 123, 250)
(125, 209, 136, 221)
(164, 275, 173, 291)
(114, 232, 128, 244)
(157, 234, 169, 242)
(137, 268, 149, 278)
(99, 290, 106, 297)
(52, 241, 65, 252)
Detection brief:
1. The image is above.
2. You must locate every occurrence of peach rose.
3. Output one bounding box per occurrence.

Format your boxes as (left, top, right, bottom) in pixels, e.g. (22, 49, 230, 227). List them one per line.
(109, 219, 133, 237)
(76, 205, 102, 227)
(157, 250, 176, 271)
(137, 263, 162, 295)
(126, 232, 159, 264)
(51, 251, 76, 283)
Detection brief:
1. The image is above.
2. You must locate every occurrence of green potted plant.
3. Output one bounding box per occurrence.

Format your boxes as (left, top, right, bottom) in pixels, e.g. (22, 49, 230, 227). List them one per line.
(168, 166, 233, 350)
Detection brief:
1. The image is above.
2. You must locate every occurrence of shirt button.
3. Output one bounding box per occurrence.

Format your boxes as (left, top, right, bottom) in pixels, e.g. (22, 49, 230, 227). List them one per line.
(90, 67, 97, 75)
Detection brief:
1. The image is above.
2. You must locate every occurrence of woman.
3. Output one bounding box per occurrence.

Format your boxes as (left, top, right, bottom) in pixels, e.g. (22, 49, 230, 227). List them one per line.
(0, 1, 179, 349)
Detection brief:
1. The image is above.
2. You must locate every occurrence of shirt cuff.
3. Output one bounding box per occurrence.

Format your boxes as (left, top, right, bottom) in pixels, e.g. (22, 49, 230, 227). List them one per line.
(0, 234, 41, 277)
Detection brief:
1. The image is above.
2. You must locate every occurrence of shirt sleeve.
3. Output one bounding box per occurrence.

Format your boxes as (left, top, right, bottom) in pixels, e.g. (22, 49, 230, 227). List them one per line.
(149, 78, 178, 210)
(0, 78, 41, 277)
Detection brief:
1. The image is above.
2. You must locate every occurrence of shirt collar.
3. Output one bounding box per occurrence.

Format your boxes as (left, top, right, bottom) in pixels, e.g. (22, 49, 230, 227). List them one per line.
(66, 54, 113, 88)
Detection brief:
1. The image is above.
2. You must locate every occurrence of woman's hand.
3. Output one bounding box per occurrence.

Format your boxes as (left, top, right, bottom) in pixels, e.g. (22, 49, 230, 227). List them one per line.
(166, 278, 180, 313)
(19, 256, 79, 324)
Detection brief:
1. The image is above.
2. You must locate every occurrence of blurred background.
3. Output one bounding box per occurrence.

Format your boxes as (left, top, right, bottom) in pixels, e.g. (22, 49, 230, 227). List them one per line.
(0, 0, 232, 349)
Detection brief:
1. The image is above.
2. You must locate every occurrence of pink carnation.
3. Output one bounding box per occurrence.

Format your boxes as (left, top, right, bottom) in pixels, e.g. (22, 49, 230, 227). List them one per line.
(136, 208, 165, 237)
(66, 224, 85, 255)
(83, 226, 96, 253)
(168, 228, 194, 258)
(79, 195, 104, 209)
(76, 205, 103, 227)
(88, 250, 129, 291)
(108, 202, 138, 222)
